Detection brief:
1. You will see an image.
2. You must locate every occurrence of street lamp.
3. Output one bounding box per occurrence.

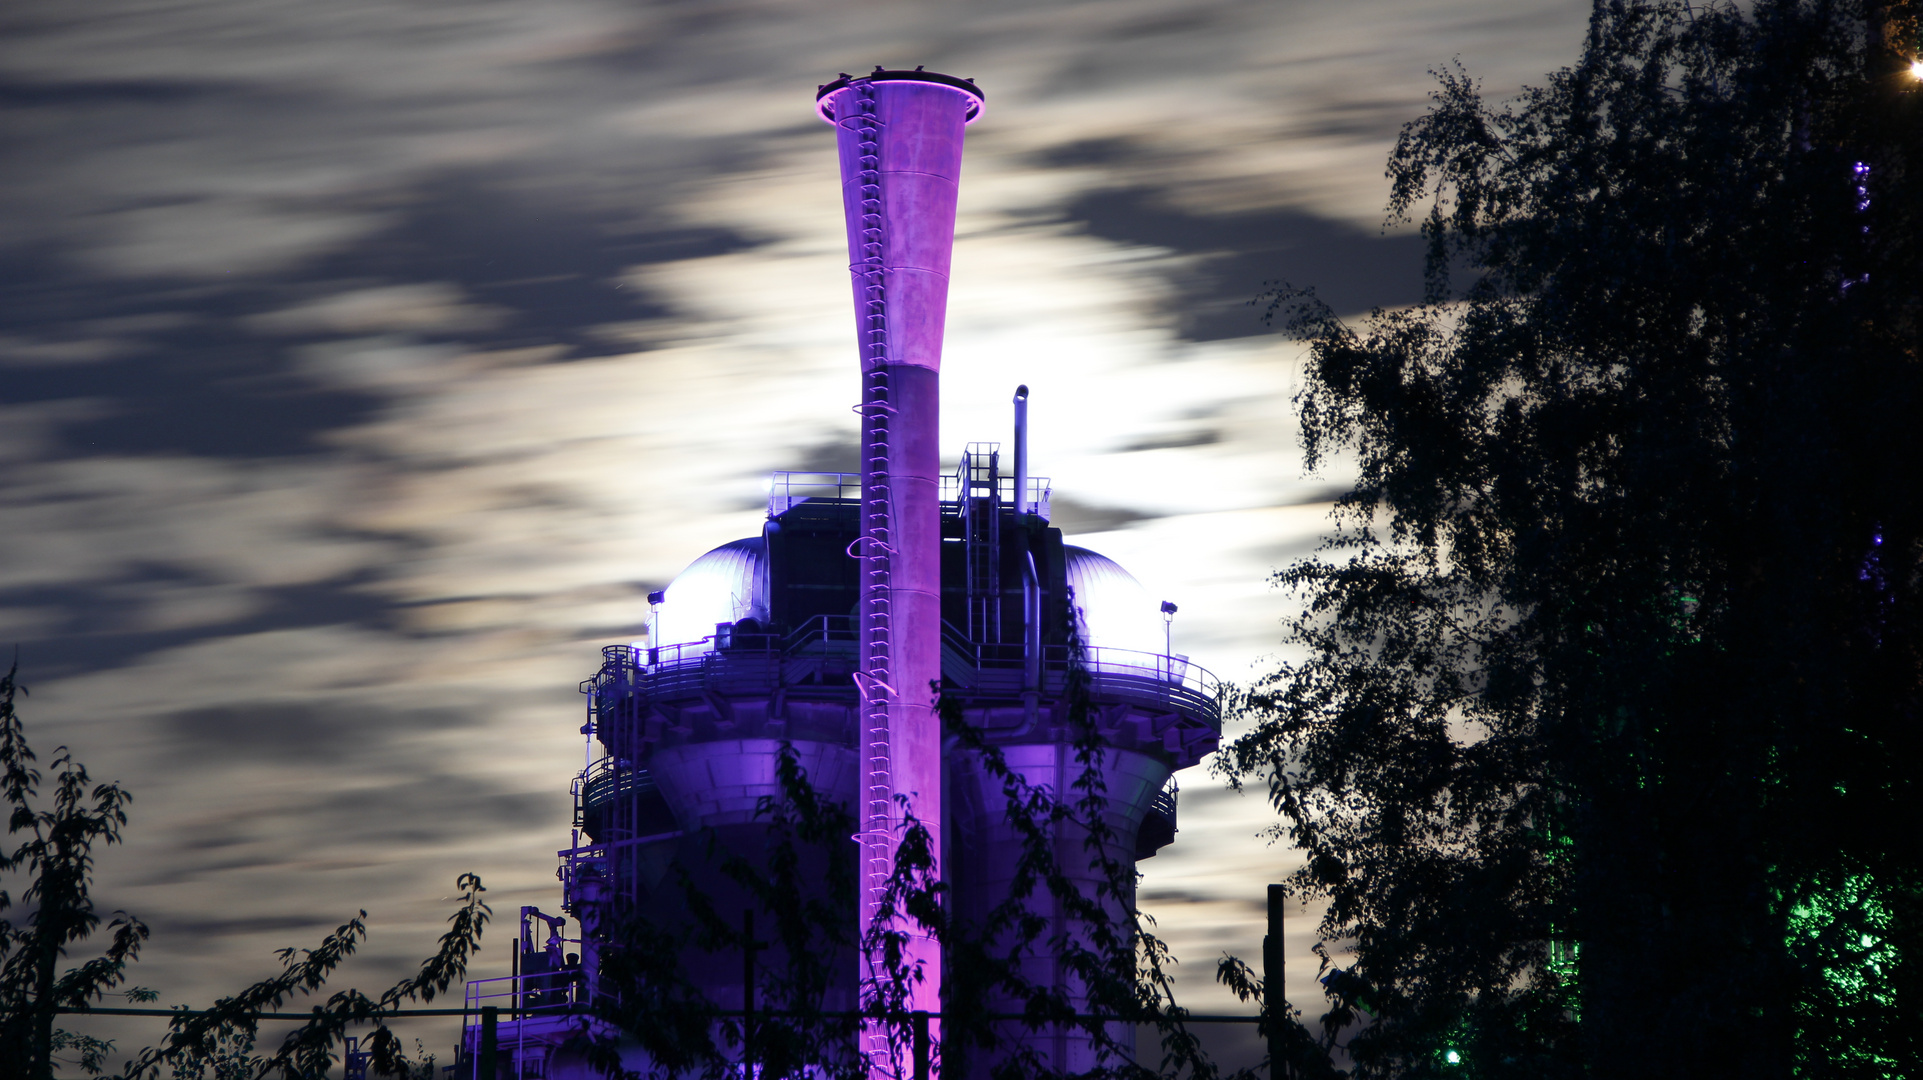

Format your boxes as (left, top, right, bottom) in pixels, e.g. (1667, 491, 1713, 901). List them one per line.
(1160, 601, 1177, 685)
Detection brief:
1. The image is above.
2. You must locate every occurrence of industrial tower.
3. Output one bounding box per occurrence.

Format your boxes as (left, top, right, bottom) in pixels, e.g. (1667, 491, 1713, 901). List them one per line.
(462, 69, 1221, 1080)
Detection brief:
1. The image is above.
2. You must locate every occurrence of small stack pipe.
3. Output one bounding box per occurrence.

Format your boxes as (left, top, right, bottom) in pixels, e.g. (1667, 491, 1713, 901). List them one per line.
(817, 67, 984, 1076)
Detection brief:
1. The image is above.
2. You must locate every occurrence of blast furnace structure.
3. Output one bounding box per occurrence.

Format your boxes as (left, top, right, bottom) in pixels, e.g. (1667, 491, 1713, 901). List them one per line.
(462, 69, 1222, 1080)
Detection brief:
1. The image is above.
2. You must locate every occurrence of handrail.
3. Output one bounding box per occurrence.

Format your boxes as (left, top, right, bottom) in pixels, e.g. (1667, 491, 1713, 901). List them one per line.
(587, 619, 1223, 733)
(1148, 776, 1178, 825)
(940, 471, 1052, 522)
(766, 470, 1053, 524)
(465, 969, 584, 1015)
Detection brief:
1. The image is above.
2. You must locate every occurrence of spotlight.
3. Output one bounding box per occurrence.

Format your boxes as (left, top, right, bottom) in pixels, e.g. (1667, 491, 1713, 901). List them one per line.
(1911, 58, 1923, 80)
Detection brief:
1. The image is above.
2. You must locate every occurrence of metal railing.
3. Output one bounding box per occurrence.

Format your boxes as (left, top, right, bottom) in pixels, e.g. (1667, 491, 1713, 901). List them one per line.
(1149, 775, 1179, 827)
(940, 471, 1051, 522)
(589, 619, 1221, 733)
(967, 641, 1220, 729)
(465, 968, 584, 1017)
(765, 469, 1053, 523)
(459, 970, 585, 1080)
(574, 759, 661, 826)
(767, 471, 861, 516)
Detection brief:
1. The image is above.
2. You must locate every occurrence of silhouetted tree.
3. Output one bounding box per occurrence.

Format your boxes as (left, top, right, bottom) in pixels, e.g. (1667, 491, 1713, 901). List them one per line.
(0, 663, 492, 1080)
(1224, 1, 1923, 1077)
(0, 663, 154, 1080)
(121, 872, 489, 1080)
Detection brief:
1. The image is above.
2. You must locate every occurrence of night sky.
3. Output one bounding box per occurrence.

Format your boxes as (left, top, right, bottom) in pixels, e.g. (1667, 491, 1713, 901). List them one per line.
(0, 0, 1590, 1062)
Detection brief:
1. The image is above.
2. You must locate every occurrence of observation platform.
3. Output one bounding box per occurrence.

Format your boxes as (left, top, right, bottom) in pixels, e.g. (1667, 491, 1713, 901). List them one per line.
(582, 616, 1221, 764)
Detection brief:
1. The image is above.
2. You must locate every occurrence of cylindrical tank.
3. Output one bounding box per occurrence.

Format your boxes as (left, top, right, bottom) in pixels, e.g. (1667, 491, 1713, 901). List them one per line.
(816, 68, 985, 1048)
(947, 743, 1172, 1075)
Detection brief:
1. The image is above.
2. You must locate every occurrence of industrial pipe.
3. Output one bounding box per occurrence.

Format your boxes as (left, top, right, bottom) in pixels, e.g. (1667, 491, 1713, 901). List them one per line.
(1015, 386, 1042, 698)
(1013, 384, 1029, 518)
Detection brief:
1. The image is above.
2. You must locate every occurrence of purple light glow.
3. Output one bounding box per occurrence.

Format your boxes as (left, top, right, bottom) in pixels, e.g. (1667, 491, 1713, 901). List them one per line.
(818, 68, 983, 1074)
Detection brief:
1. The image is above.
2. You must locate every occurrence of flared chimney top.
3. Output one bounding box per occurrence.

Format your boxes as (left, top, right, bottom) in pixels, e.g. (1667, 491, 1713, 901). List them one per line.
(815, 67, 985, 123)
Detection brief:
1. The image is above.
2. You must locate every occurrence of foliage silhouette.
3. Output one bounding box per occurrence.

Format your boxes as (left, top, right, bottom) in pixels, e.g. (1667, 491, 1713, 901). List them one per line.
(1222, 1, 1923, 1077)
(582, 742, 863, 1080)
(0, 663, 153, 1080)
(935, 620, 1225, 1080)
(0, 662, 493, 1080)
(122, 872, 490, 1080)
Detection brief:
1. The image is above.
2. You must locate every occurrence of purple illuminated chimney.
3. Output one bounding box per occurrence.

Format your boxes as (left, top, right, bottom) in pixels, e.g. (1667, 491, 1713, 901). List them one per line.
(817, 67, 984, 1066)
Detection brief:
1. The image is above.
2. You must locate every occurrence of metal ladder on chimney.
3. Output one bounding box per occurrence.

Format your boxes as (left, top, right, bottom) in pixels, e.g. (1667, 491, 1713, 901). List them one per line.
(848, 83, 898, 1050)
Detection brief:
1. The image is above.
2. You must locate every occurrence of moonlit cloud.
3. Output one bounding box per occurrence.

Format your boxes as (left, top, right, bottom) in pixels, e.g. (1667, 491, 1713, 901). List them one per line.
(0, 0, 1592, 1059)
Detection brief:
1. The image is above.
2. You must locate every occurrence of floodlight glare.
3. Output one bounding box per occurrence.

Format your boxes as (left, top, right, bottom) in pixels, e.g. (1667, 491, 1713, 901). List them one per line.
(1445, 1050, 1463, 1065)
(1911, 58, 1923, 80)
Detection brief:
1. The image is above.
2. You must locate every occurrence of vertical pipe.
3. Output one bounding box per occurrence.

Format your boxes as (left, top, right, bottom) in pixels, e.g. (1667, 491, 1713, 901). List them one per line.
(1016, 386, 1041, 703)
(912, 1010, 930, 1080)
(478, 1006, 498, 1080)
(1266, 883, 1286, 1080)
(1012, 385, 1029, 518)
(743, 909, 757, 1076)
(818, 68, 984, 1077)
(646, 590, 663, 665)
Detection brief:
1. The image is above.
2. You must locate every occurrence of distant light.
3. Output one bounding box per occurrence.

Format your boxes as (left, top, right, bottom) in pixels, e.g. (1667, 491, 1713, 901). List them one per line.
(1445, 1050, 1462, 1065)
(1911, 59, 1923, 80)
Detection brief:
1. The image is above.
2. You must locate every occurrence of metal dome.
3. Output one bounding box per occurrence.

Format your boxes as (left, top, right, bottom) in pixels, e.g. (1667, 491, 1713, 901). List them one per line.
(652, 537, 766, 651)
(1062, 545, 1167, 656)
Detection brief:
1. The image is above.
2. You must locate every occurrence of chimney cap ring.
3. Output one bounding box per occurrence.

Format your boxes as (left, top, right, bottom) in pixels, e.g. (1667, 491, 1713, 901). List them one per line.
(816, 69, 985, 125)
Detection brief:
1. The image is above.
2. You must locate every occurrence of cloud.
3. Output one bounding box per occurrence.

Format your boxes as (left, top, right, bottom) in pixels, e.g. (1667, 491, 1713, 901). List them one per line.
(1060, 188, 1429, 335)
(1117, 429, 1223, 453)
(127, 770, 563, 887)
(1047, 495, 1160, 535)
(783, 433, 864, 475)
(0, 0, 1594, 1023)
(1, 570, 400, 680)
(250, 283, 509, 338)
(163, 700, 466, 766)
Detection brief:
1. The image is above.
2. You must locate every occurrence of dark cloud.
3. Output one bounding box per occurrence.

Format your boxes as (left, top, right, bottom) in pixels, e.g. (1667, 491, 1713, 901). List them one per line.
(2, 568, 400, 679)
(302, 777, 558, 846)
(0, 76, 230, 108)
(724, 434, 865, 513)
(0, 174, 765, 461)
(133, 774, 561, 888)
(146, 914, 335, 938)
(1048, 494, 1158, 535)
(1032, 137, 1147, 169)
(1138, 887, 1216, 905)
(164, 701, 466, 766)
(0, 239, 381, 456)
(785, 434, 863, 475)
(1118, 429, 1222, 453)
(298, 177, 761, 357)
(1283, 483, 1353, 506)
(1060, 188, 1430, 337)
